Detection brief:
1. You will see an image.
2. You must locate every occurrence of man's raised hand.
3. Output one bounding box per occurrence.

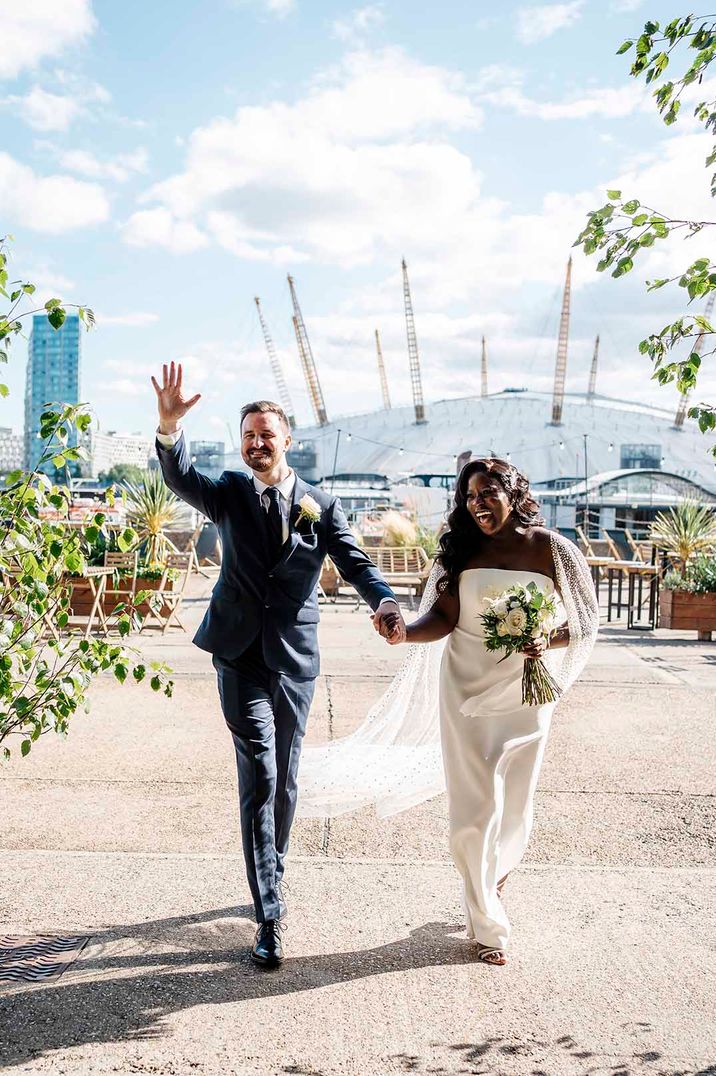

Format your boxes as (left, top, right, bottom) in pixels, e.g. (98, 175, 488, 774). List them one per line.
(151, 361, 201, 435)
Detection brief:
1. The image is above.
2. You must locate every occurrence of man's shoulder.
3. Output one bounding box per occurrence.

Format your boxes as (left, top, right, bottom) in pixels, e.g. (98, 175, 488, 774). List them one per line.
(219, 469, 254, 490)
(294, 475, 333, 509)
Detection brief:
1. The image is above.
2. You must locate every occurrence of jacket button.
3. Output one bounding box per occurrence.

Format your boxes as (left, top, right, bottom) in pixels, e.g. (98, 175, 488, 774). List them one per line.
(265, 603, 270, 609)
(268, 572, 274, 578)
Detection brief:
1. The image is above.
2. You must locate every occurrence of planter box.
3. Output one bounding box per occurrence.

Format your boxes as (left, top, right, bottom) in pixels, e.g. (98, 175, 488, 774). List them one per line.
(68, 576, 174, 619)
(659, 589, 716, 640)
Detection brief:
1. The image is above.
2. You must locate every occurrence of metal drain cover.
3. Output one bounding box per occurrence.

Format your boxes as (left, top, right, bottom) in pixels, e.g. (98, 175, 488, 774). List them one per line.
(0, 935, 90, 984)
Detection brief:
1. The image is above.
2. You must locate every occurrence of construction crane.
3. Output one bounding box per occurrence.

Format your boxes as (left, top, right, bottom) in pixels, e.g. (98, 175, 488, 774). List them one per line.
(253, 297, 296, 429)
(402, 259, 426, 424)
(550, 256, 573, 426)
(287, 274, 328, 427)
(375, 329, 391, 410)
(674, 293, 714, 429)
(481, 336, 488, 398)
(587, 334, 600, 399)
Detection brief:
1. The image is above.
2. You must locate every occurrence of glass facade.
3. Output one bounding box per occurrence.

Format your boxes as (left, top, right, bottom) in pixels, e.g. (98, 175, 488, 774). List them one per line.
(24, 314, 81, 474)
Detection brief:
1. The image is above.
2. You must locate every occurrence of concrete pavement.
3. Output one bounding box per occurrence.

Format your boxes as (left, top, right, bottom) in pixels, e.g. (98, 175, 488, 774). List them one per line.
(1, 575, 715, 1075)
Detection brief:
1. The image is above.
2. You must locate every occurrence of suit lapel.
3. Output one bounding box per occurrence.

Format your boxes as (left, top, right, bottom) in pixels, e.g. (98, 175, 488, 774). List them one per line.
(275, 473, 310, 569)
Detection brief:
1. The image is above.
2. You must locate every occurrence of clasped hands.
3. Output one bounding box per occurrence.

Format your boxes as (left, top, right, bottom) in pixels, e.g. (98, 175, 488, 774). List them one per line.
(372, 607, 407, 645)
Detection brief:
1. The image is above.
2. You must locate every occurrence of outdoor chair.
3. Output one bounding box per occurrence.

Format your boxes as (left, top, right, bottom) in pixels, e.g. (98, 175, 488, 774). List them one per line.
(358, 545, 432, 610)
(140, 551, 193, 633)
(103, 551, 138, 618)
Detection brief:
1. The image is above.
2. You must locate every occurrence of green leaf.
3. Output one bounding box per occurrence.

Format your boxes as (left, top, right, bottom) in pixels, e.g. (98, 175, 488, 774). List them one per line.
(44, 298, 61, 310)
(21, 740, 32, 757)
(0, 383, 8, 398)
(616, 40, 633, 55)
(47, 307, 66, 331)
(607, 189, 622, 200)
(117, 527, 137, 553)
(114, 663, 128, 683)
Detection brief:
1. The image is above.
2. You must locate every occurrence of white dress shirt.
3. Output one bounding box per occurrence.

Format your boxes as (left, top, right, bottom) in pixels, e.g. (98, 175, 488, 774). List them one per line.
(156, 426, 399, 616)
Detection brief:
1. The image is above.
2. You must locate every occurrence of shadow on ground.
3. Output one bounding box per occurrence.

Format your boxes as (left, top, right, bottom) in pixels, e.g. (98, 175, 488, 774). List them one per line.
(1, 908, 713, 1075)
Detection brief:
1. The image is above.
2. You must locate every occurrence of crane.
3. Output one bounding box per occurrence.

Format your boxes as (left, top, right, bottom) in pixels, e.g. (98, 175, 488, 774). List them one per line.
(375, 329, 391, 410)
(287, 274, 328, 427)
(587, 334, 600, 399)
(402, 259, 426, 424)
(481, 336, 488, 398)
(550, 256, 572, 426)
(253, 297, 296, 429)
(674, 293, 714, 429)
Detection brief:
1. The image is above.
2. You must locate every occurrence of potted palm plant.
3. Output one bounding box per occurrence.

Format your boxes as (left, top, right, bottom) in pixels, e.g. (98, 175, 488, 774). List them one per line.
(651, 501, 716, 640)
(124, 471, 182, 567)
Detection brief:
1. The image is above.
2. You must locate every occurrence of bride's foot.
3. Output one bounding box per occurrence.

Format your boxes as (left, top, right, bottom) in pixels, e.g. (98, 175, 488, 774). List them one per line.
(475, 943, 508, 966)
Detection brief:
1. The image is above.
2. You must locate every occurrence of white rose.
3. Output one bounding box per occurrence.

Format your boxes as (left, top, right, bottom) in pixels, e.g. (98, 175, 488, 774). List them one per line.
(297, 494, 322, 523)
(493, 599, 509, 618)
(496, 622, 509, 637)
(505, 607, 527, 635)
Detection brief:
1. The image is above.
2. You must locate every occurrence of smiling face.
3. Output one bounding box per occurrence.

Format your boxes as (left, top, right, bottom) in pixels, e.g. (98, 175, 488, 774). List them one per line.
(465, 470, 514, 536)
(240, 410, 291, 473)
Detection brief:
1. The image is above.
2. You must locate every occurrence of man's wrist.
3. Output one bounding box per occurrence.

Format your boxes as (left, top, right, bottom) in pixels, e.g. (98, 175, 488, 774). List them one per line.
(158, 421, 180, 435)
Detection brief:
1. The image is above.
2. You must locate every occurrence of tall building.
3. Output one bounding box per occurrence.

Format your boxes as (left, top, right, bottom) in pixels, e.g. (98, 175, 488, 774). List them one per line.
(0, 427, 23, 474)
(81, 429, 154, 479)
(24, 314, 81, 474)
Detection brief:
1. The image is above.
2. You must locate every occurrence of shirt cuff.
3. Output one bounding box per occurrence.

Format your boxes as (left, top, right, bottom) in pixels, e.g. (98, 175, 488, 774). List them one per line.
(156, 427, 182, 447)
(375, 597, 400, 614)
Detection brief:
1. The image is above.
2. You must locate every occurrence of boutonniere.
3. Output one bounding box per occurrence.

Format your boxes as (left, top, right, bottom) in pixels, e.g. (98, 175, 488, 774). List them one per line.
(296, 493, 321, 526)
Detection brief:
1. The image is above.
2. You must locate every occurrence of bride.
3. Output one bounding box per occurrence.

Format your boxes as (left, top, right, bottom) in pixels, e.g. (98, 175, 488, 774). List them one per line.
(297, 458, 599, 966)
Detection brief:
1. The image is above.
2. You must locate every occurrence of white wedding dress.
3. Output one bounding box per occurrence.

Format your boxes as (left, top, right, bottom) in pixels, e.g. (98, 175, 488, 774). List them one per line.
(297, 532, 599, 949)
(440, 568, 560, 950)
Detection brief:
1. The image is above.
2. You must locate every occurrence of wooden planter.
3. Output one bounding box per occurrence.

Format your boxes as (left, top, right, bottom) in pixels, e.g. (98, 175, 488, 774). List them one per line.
(659, 589, 716, 641)
(68, 576, 174, 618)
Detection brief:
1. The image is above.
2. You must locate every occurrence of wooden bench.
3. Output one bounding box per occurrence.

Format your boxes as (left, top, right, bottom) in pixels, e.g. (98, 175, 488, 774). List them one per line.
(366, 545, 432, 609)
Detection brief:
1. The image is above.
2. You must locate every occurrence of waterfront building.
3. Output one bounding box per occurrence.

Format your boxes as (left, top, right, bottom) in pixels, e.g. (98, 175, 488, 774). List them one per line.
(189, 440, 225, 479)
(81, 429, 154, 479)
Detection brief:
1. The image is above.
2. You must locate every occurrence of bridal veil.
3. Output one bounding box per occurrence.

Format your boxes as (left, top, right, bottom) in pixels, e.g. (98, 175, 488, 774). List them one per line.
(296, 530, 599, 819)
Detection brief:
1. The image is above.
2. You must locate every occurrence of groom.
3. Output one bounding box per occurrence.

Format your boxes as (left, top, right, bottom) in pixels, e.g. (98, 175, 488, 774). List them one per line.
(152, 362, 404, 968)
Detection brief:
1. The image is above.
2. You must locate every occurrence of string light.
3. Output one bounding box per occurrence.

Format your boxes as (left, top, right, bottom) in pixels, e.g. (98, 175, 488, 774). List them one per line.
(608, 442, 615, 452)
(559, 440, 565, 450)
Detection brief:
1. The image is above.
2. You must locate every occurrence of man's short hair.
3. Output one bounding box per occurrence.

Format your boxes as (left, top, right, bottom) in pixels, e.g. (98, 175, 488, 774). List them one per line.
(240, 400, 290, 432)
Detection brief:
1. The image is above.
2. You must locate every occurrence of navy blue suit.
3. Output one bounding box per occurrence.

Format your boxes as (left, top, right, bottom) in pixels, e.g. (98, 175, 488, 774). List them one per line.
(156, 434, 396, 920)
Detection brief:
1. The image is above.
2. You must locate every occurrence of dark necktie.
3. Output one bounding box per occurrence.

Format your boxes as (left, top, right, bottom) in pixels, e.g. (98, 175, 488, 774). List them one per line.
(265, 486, 284, 560)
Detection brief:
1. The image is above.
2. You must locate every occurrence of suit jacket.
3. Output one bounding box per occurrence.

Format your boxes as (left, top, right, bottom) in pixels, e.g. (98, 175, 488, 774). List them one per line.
(156, 434, 396, 677)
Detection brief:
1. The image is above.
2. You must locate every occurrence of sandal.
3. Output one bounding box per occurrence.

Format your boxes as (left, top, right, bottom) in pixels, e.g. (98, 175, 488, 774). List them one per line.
(475, 943, 508, 966)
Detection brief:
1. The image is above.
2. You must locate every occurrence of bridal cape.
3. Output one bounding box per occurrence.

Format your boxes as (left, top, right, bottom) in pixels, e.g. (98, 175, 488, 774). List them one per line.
(296, 530, 599, 819)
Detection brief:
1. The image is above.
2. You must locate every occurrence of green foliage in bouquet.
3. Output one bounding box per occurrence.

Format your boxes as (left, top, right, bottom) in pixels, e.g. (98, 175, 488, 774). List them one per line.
(480, 582, 562, 706)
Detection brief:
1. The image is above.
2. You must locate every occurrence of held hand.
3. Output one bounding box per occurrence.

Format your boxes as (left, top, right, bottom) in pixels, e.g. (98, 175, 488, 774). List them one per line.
(372, 609, 407, 645)
(151, 361, 202, 434)
(520, 635, 549, 660)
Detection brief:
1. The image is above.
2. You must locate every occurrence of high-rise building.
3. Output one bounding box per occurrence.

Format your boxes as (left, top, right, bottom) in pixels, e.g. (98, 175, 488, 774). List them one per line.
(24, 314, 81, 474)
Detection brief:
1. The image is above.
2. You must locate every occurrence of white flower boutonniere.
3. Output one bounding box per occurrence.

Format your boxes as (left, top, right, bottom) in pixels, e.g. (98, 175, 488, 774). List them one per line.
(297, 493, 322, 525)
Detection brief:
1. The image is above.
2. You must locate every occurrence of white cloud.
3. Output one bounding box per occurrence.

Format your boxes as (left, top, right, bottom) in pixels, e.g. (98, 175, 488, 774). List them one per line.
(95, 311, 159, 327)
(122, 207, 208, 253)
(123, 48, 482, 265)
(9, 86, 83, 131)
(610, 0, 643, 11)
(480, 67, 644, 119)
(59, 147, 149, 182)
(2, 79, 112, 131)
(265, 0, 294, 12)
(516, 2, 584, 44)
(332, 5, 385, 43)
(0, 0, 96, 79)
(0, 152, 109, 232)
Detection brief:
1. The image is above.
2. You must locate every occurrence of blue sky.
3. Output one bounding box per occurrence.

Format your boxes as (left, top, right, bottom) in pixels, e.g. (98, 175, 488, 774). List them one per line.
(2, 0, 714, 444)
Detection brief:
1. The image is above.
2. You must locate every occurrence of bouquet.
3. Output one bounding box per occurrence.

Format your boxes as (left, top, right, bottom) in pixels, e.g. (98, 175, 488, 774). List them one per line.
(479, 581, 562, 706)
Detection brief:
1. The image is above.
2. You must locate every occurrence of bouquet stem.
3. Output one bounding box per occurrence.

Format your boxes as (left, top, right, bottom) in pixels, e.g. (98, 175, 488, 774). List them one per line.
(522, 658, 561, 706)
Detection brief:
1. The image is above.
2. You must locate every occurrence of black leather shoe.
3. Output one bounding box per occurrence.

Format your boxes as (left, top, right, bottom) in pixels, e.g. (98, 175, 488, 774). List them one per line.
(251, 920, 284, 968)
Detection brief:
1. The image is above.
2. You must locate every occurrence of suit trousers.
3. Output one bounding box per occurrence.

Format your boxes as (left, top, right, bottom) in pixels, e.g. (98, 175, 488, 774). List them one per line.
(213, 635, 316, 922)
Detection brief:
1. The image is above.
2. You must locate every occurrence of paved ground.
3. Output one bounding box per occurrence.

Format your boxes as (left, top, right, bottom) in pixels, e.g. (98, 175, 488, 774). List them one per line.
(1, 574, 715, 1075)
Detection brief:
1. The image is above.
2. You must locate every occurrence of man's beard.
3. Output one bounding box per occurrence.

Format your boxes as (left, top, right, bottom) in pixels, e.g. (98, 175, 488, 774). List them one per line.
(245, 451, 273, 472)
